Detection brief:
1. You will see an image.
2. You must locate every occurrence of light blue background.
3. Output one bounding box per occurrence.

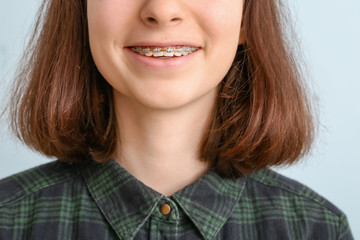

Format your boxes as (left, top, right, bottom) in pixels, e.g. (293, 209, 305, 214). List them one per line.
(1, 0, 359, 238)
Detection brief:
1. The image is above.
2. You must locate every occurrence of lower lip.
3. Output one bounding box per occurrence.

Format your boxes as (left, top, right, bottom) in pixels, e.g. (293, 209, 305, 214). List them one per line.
(124, 47, 201, 70)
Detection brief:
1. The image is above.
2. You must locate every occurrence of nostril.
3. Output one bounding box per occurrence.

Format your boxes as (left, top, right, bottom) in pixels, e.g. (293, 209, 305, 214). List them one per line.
(147, 17, 157, 23)
(170, 17, 181, 22)
(145, 17, 181, 25)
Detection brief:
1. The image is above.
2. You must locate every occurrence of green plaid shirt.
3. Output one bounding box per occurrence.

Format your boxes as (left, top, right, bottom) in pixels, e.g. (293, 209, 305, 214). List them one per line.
(0, 160, 353, 239)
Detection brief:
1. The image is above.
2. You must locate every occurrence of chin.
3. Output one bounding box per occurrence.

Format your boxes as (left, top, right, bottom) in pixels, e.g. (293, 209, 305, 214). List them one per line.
(137, 93, 196, 111)
(135, 87, 217, 112)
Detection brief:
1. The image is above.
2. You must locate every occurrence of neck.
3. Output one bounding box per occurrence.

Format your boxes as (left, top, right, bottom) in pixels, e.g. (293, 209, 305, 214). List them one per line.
(113, 92, 216, 196)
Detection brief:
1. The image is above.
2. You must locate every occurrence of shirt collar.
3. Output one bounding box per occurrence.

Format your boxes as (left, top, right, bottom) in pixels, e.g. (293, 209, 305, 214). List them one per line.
(172, 169, 246, 239)
(81, 160, 246, 240)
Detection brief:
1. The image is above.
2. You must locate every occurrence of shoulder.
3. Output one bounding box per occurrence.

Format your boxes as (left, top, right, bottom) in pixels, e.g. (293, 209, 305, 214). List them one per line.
(0, 160, 80, 207)
(239, 168, 353, 239)
(247, 168, 342, 215)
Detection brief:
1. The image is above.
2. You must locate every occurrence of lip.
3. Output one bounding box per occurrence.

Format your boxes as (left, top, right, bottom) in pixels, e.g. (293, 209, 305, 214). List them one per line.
(124, 42, 202, 70)
(126, 41, 202, 48)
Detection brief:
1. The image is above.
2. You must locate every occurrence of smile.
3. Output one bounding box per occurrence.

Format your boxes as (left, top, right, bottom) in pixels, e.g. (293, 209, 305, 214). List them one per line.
(130, 46, 199, 59)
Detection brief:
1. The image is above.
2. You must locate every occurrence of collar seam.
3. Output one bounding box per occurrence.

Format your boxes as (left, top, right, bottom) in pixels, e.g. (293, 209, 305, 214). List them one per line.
(210, 177, 247, 239)
(172, 177, 247, 240)
(128, 195, 163, 240)
(80, 169, 126, 240)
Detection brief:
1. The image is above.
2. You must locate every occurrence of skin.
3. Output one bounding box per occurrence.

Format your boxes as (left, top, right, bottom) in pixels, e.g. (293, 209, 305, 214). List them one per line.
(87, 0, 244, 196)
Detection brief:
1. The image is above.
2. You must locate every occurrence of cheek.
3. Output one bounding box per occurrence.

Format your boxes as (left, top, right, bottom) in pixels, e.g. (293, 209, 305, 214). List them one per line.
(87, 0, 132, 45)
(202, 6, 243, 81)
(195, 1, 243, 78)
(87, 0, 132, 85)
(195, 0, 243, 38)
(88, 1, 108, 36)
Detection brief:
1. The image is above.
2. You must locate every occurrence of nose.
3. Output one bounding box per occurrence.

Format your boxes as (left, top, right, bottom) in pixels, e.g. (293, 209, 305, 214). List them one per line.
(140, 0, 183, 27)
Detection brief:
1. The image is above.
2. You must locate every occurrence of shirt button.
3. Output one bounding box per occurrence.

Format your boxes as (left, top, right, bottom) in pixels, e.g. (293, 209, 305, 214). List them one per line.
(160, 203, 171, 215)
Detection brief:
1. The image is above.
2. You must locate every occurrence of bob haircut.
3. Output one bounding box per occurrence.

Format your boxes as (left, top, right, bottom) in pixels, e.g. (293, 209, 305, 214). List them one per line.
(9, 0, 314, 178)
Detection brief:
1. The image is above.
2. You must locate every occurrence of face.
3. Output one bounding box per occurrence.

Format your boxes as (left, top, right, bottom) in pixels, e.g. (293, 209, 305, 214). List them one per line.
(88, 0, 244, 110)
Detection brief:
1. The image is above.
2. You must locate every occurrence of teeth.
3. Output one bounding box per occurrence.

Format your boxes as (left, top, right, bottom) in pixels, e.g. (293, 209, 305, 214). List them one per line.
(164, 47, 174, 57)
(131, 46, 198, 58)
(153, 52, 164, 57)
(174, 48, 183, 57)
(164, 52, 174, 57)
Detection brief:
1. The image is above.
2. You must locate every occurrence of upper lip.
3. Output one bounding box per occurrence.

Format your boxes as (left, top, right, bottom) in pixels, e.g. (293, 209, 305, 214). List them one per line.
(125, 41, 202, 48)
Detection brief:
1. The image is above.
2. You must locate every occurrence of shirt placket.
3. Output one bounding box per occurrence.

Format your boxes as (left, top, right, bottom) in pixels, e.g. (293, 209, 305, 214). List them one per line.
(148, 198, 180, 240)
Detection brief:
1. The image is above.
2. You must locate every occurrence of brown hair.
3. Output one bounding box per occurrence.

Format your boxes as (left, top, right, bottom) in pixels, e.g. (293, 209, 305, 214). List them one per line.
(9, 0, 314, 177)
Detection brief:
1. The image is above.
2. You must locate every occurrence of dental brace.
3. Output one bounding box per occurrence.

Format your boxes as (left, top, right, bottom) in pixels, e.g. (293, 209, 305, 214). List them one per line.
(131, 46, 199, 57)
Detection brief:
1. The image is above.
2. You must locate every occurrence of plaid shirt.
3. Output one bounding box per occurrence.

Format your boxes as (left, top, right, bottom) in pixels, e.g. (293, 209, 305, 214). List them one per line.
(0, 160, 353, 239)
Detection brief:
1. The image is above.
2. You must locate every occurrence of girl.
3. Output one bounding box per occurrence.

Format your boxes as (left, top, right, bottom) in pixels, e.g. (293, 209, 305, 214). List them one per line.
(0, 0, 353, 239)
